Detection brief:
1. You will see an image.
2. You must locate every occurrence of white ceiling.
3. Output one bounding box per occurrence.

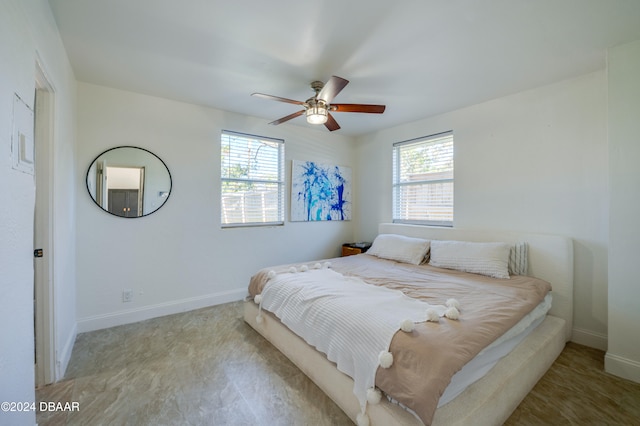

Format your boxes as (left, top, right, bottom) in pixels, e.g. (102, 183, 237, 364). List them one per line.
(48, 0, 640, 137)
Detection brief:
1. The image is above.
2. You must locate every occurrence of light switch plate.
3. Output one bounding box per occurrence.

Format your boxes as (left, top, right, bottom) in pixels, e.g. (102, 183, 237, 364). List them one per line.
(11, 93, 35, 175)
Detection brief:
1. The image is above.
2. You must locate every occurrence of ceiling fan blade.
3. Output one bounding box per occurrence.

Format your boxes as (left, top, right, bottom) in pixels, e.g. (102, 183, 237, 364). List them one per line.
(252, 93, 305, 106)
(331, 104, 386, 114)
(324, 113, 341, 131)
(318, 76, 349, 103)
(269, 110, 305, 125)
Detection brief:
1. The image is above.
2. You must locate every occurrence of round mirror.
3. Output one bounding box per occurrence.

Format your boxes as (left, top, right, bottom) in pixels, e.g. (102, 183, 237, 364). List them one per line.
(86, 146, 172, 218)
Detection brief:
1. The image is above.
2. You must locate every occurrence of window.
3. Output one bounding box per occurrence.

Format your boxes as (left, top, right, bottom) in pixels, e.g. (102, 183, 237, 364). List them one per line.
(393, 131, 454, 226)
(221, 131, 284, 227)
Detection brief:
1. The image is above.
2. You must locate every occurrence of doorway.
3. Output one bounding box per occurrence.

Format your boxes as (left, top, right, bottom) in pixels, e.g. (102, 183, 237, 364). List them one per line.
(34, 61, 55, 387)
(105, 166, 145, 217)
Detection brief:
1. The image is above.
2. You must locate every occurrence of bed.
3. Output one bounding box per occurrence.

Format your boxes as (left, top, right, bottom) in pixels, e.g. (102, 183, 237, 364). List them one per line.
(243, 223, 573, 425)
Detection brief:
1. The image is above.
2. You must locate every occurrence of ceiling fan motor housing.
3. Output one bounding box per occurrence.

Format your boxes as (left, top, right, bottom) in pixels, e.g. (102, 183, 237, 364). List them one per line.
(310, 80, 325, 93)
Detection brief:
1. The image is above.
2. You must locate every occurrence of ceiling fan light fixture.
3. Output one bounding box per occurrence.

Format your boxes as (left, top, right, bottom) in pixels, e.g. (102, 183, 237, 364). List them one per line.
(306, 101, 328, 125)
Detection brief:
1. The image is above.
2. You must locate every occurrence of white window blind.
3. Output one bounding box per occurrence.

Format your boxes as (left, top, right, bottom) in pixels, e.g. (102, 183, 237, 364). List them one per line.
(393, 131, 454, 226)
(221, 131, 284, 227)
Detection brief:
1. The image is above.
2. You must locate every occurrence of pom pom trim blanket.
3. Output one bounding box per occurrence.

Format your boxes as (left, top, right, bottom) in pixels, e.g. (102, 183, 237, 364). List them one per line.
(258, 268, 450, 413)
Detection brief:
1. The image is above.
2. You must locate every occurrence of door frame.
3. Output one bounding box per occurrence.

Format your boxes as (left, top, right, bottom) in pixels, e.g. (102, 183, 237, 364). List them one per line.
(34, 59, 56, 387)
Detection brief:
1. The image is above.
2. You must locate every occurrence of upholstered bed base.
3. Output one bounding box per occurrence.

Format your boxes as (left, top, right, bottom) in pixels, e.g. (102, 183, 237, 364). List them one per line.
(244, 302, 565, 425)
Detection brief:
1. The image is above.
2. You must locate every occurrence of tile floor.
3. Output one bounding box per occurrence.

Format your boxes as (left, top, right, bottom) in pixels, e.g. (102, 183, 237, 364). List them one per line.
(36, 301, 640, 425)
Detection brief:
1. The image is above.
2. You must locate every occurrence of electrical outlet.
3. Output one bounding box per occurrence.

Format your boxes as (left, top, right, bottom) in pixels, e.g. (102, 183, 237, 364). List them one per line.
(122, 289, 133, 303)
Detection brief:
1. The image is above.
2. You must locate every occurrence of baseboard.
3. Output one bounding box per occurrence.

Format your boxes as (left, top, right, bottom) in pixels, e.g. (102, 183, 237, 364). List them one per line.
(605, 352, 640, 384)
(570, 327, 607, 351)
(56, 322, 77, 381)
(77, 288, 246, 333)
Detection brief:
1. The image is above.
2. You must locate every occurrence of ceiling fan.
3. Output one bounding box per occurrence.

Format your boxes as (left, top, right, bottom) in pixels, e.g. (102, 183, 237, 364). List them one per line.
(251, 76, 386, 131)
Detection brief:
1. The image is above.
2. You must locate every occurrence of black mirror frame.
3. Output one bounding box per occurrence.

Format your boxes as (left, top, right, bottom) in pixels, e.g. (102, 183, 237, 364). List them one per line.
(86, 146, 172, 218)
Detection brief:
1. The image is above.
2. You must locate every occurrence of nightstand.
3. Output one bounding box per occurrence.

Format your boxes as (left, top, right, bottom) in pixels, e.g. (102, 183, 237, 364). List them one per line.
(341, 242, 372, 257)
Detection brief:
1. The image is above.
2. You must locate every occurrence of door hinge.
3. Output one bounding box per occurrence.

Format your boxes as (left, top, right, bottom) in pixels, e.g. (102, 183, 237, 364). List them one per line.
(34, 248, 43, 258)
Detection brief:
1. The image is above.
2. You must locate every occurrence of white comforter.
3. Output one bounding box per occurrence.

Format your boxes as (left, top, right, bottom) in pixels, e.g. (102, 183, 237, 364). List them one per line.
(258, 267, 448, 411)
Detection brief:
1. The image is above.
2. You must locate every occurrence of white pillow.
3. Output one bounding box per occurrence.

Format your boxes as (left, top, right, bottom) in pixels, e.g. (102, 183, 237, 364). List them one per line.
(429, 240, 511, 279)
(508, 242, 528, 276)
(367, 234, 430, 265)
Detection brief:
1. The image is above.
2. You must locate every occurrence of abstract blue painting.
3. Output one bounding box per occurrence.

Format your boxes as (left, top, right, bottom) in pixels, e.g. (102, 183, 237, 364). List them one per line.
(291, 160, 351, 221)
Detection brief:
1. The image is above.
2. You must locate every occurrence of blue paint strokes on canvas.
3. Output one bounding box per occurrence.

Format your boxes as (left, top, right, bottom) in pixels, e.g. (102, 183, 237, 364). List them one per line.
(292, 161, 351, 221)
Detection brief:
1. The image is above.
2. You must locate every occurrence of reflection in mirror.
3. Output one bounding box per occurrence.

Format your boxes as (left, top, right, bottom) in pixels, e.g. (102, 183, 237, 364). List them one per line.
(87, 146, 171, 218)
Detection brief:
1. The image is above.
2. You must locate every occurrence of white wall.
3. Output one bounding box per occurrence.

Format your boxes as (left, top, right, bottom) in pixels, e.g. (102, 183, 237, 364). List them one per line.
(0, 0, 77, 424)
(75, 83, 356, 331)
(606, 39, 640, 383)
(354, 71, 609, 349)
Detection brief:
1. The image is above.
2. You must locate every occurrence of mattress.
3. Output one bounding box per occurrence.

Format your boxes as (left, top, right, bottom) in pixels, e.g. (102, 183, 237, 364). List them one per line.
(439, 292, 551, 407)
